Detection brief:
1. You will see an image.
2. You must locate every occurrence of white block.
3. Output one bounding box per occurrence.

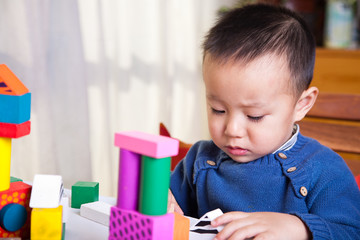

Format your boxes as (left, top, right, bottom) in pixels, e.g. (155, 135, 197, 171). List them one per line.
(29, 174, 64, 208)
(80, 201, 112, 226)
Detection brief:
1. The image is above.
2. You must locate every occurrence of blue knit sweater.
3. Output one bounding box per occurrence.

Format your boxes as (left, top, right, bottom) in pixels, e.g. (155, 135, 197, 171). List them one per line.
(170, 134, 360, 239)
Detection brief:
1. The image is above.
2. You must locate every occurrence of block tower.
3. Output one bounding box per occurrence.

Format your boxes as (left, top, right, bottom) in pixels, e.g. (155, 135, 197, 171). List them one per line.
(0, 64, 32, 238)
(109, 131, 189, 240)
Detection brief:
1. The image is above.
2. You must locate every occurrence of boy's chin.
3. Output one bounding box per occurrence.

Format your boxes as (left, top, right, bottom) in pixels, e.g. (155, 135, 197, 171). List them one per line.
(226, 152, 260, 163)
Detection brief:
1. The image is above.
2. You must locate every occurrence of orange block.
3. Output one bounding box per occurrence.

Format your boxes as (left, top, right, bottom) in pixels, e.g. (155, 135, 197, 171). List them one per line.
(0, 64, 29, 96)
(0, 181, 32, 239)
(173, 212, 190, 240)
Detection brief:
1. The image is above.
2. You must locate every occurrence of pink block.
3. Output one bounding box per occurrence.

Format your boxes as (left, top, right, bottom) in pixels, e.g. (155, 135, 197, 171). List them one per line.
(108, 207, 174, 240)
(114, 131, 179, 158)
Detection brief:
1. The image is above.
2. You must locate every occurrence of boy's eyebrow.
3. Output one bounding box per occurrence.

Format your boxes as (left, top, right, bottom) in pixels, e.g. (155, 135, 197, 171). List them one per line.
(241, 101, 266, 107)
(206, 93, 220, 101)
(206, 93, 266, 108)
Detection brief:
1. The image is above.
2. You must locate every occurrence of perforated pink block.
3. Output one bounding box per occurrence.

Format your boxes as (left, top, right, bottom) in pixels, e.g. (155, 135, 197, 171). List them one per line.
(108, 207, 174, 240)
(114, 131, 179, 158)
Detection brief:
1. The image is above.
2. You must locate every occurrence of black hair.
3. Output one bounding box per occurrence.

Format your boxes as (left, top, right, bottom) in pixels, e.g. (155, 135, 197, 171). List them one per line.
(203, 4, 316, 97)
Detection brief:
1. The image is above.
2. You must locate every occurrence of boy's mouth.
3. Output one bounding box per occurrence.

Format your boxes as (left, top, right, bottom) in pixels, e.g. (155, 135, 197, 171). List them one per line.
(226, 146, 248, 156)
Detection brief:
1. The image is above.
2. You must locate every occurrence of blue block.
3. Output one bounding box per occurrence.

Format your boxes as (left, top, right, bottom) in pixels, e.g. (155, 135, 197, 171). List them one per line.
(0, 92, 31, 124)
(0, 203, 27, 232)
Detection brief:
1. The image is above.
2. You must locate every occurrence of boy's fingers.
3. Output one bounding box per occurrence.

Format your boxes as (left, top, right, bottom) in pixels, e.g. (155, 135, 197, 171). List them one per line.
(214, 217, 257, 240)
(228, 224, 266, 240)
(212, 211, 249, 226)
(218, 223, 265, 240)
(253, 231, 275, 240)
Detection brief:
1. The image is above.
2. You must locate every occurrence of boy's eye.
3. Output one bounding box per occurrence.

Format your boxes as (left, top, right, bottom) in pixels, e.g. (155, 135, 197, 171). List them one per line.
(211, 108, 225, 114)
(247, 115, 264, 122)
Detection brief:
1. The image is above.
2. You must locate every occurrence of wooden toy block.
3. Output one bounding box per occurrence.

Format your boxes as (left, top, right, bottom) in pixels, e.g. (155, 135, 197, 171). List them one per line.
(173, 212, 190, 240)
(71, 181, 99, 209)
(139, 155, 171, 216)
(30, 174, 63, 208)
(0, 181, 32, 239)
(0, 121, 31, 138)
(117, 149, 141, 211)
(0, 64, 29, 96)
(31, 205, 63, 240)
(108, 207, 174, 240)
(80, 201, 112, 226)
(0, 92, 31, 124)
(0, 203, 27, 232)
(0, 137, 11, 192)
(114, 131, 179, 158)
(10, 177, 23, 183)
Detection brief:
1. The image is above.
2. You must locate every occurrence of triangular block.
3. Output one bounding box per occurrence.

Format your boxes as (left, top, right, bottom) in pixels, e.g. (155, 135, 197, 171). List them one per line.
(0, 64, 29, 96)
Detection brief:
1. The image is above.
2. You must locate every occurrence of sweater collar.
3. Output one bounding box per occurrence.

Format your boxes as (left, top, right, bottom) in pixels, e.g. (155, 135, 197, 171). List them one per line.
(273, 124, 299, 153)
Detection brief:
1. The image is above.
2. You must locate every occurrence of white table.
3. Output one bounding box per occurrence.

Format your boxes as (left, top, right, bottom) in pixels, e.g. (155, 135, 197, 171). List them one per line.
(64, 190, 214, 240)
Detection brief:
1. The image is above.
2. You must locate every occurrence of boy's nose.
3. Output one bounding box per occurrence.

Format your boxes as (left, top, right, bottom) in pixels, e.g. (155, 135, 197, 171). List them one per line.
(224, 116, 246, 138)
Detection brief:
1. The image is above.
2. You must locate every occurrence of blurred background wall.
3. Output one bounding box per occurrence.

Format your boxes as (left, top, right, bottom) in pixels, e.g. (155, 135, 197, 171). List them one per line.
(2, 0, 358, 197)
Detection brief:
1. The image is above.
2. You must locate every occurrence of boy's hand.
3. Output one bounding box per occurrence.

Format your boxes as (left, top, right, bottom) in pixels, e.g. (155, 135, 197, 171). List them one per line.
(167, 189, 184, 215)
(211, 211, 310, 240)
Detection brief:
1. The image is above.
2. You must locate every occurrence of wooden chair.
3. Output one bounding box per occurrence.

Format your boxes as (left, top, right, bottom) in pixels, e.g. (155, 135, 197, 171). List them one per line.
(299, 48, 360, 176)
(356, 175, 360, 189)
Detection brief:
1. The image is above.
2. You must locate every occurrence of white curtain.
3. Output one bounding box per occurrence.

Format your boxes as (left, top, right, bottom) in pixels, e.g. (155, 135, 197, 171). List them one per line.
(1, 0, 233, 196)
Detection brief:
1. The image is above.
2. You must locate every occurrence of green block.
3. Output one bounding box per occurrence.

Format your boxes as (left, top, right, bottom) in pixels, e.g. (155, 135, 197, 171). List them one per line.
(62, 222, 65, 240)
(139, 156, 171, 216)
(71, 181, 99, 209)
(10, 176, 23, 183)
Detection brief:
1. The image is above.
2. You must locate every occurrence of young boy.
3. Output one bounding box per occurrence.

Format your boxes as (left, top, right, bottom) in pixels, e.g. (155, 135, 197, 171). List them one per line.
(169, 4, 360, 240)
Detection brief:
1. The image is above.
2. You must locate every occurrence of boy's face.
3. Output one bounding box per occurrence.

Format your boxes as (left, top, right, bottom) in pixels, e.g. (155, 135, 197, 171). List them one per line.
(203, 54, 299, 163)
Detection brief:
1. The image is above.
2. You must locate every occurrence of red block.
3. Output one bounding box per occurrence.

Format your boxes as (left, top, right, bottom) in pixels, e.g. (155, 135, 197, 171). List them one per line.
(0, 181, 32, 238)
(0, 121, 31, 138)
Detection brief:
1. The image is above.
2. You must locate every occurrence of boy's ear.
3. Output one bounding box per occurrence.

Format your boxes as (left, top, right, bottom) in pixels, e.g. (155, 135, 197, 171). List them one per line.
(294, 86, 319, 122)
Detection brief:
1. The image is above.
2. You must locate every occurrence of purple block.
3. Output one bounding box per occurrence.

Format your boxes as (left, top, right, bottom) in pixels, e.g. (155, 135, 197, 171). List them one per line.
(108, 207, 174, 240)
(117, 149, 141, 211)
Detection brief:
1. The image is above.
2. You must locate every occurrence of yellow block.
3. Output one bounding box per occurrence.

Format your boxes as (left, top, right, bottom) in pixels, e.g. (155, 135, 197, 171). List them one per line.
(0, 137, 11, 191)
(31, 206, 63, 240)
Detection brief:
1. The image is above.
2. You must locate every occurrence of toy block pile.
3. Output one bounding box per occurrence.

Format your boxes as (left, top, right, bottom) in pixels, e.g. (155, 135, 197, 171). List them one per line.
(109, 131, 190, 240)
(0, 64, 107, 239)
(30, 176, 101, 240)
(0, 64, 32, 239)
(0, 64, 31, 192)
